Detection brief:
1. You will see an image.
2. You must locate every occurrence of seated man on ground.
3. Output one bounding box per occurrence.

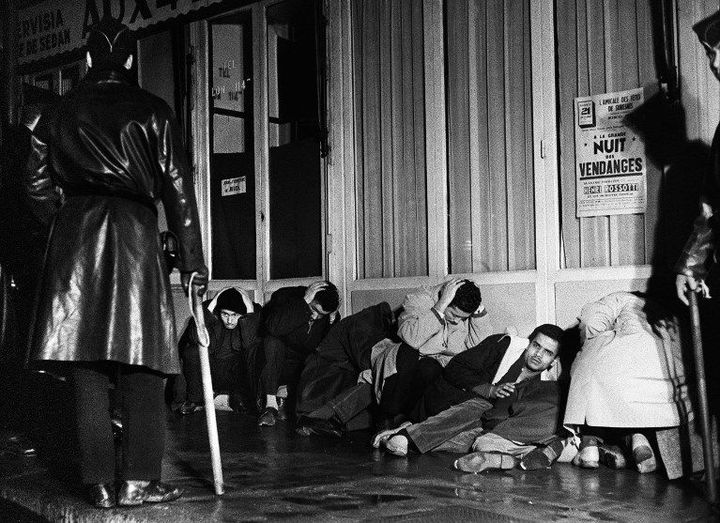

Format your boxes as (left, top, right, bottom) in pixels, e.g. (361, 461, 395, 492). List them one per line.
(371, 279, 493, 427)
(375, 324, 566, 472)
(258, 281, 340, 426)
(178, 287, 262, 415)
(563, 291, 691, 475)
(294, 301, 396, 438)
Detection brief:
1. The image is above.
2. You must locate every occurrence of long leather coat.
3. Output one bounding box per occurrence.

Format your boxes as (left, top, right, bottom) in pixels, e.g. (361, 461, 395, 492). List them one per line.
(24, 66, 205, 374)
(675, 123, 720, 279)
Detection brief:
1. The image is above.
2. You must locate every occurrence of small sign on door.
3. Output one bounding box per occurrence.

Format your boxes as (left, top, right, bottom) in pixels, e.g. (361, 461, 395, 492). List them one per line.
(221, 176, 246, 196)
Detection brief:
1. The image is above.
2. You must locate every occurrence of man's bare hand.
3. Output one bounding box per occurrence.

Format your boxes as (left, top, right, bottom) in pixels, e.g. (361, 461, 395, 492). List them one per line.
(181, 265, 208, 297)
(490, 382, 516, 399)
(675, 274, 698, 306)
(304, 281, 328, 304)
(435, 278, 464, 314)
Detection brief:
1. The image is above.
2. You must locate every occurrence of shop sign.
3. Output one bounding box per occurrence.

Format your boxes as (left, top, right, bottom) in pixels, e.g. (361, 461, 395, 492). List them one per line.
(17, 0, 224, 65)
(574, 87, 647, 218)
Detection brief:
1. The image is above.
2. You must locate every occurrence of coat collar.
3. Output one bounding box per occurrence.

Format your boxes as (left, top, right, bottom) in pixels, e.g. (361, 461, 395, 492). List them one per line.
(84, 66, 133, 85)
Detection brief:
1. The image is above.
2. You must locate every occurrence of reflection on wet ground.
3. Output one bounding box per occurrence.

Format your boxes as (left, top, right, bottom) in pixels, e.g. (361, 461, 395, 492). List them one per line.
(0, 407, 717, 522)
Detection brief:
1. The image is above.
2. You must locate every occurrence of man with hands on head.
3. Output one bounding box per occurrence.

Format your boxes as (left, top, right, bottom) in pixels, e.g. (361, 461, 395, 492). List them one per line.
(258, 280, 340, 426)
(376, 278, 492, 426)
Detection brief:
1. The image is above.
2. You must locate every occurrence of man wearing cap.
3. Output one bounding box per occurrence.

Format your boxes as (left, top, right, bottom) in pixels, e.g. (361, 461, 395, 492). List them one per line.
(23, 17, 207, 508)
(178, 288, 262, 415)
(676, 11, 720, 304)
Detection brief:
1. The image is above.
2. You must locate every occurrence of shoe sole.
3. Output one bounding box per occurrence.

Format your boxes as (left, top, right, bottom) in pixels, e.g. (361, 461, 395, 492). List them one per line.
(599, 446, 627, 469)
(384, 435, 408, 457)
(146, 491, 183, 503)
(384, 443, 407, 457)
(634, 446, 657, 473)
(118, 497, 147, 507)
(573, 446, 600, 468)
(454, 453, 515, 473)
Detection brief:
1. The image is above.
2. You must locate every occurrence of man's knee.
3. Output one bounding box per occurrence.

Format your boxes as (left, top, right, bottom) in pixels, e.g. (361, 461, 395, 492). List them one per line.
(416, 358, 442, 383)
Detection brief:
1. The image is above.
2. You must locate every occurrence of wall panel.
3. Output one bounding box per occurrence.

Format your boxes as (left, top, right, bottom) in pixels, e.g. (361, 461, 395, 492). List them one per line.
(446, 0, 534, 274)
(352, 0, 428, 279)
(351, 282, 537, 337)
(557, 0, 659, 269)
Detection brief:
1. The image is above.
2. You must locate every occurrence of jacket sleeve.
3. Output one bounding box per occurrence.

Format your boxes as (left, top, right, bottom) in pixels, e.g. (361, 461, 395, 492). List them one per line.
(23, 117, 61, 227)
(674, 213, 714, 281)
(240, 308, 263, 351)
(396, 291, 444, 353)
(178, 317, 199, 351)
(443, 334, 505, 395)
(464, 307, 494, 349)
(157, 109, 205, 273)
(263, 294, 310, 337)
(179, 303, 217, 353)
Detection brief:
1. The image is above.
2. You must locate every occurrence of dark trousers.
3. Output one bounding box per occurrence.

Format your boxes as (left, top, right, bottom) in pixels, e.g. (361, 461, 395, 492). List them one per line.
(306, 382, 374, 431)
(71, 362, 165, 484)
(182, 349, 249, 403)
(0, 269, 34, 432)
(406, 397, 493, 453)
(380, 344, 443, 418)
(261, 335, 307, 396)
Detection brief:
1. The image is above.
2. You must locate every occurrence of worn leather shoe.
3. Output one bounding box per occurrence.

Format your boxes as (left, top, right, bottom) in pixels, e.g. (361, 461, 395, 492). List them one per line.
(454, 452, 517, 473)
(258, 407, 279, 426)
(276, 398, 288, 421)
(144, 481, 183, 503)
(572, 445, 600, 468)
(89, 483, 116, 509)
(599, 444, 627, 469)
(296, 416, 344, 438)
(629, 433, 656, 473)
(2, 433, 36, 456)
(117, 481, 149, 506)
(179, 401, 204, 415)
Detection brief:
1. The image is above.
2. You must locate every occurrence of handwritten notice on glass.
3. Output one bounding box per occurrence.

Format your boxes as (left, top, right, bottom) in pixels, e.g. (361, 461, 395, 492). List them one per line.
(221, 176, 247, 197)
(212, 24, 245, 113)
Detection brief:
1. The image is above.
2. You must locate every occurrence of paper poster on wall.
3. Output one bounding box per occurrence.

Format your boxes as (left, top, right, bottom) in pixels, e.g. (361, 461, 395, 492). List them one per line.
(221, 176, 246, 196)
(574, 87, 647, 218)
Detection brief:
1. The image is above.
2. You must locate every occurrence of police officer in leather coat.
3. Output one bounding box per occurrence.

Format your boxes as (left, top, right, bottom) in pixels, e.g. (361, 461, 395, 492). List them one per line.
(23, 18, 207, 508)
(676, 11, 720, 303)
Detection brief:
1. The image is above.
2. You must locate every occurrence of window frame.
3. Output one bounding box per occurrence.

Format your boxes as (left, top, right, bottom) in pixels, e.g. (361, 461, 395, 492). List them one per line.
(190, 0, 328, 303)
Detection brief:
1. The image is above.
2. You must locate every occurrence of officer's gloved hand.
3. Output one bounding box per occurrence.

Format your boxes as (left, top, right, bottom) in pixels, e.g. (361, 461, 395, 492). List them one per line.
(181, 265, 208, 297)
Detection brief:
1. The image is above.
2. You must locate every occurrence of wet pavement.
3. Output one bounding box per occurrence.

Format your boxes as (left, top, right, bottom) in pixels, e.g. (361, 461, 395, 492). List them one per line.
(0, 402, 718, 522)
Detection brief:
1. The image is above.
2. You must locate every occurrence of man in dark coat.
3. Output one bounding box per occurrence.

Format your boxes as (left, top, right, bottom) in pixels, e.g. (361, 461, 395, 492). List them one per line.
(177, 287, 262, 415)
(676, 10, 720, 300)
(0, 84, 58, 455)
(258, 280, 339, 426)
(294, 301, 395, 436)
(23, 18, 207, 508)
(373, 324, 564, 466)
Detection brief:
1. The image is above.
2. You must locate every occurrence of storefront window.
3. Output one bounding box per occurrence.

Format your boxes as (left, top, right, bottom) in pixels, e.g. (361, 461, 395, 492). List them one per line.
(445, 0, 536, 273)
(350, 0, 429, 278)
(266, 0, 323, 279)
(209, 13, 256, 279)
